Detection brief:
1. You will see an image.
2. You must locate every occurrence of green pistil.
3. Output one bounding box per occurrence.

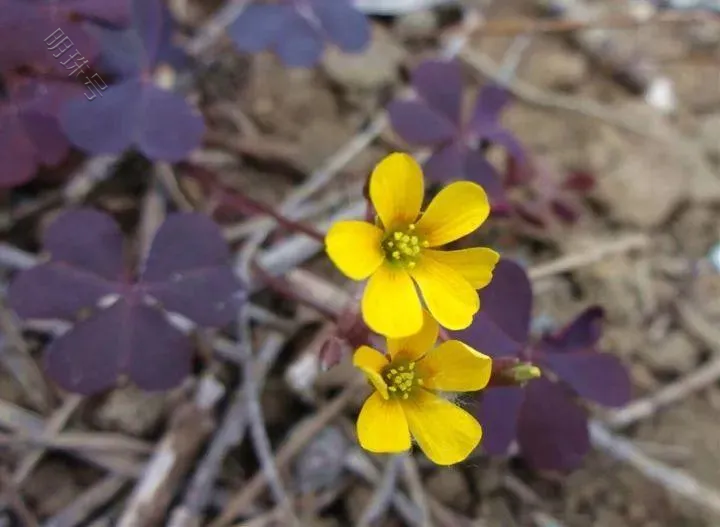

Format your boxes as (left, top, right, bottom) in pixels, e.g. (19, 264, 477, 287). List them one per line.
(384, 361, 423, 400)
(382, 224, 429, 269)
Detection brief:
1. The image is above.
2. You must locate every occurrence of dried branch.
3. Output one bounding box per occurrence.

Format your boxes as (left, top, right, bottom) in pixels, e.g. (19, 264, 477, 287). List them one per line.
(0, 468, 39, 527)
(44, 476, 128, 527)
(237, 317, 298, 526)
(155, 163, 195, 212)
(137, 174, 168, 263)
(401, 455, 432, 527)
(210, 378, 366, 527)
(536, 0, 678, 109)
(13, 395, 83, 487)
(358, 455, 405, 527)
(169, 333, 288, 527)
(528, 234, 650, 280)
(590, 421, 720, 517)
(458, 47, 665, 139)
(0, 297, 53, 412)
(0, 431, 152, 454)
(117, 375, 225, 527)
(345, 450, 422, 526)
(186, 0, 250, 58)
(0, 399, 144, 477)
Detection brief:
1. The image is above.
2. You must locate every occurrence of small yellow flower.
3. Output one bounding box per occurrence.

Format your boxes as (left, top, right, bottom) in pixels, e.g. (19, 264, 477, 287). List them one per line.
(353, 311, 492, 465)
(325, 152, 499, 338)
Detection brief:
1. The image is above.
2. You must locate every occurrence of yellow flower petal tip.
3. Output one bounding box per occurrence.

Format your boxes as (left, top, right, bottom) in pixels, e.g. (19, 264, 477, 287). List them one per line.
(352, 330, 488, 464)
(325, 152, 499, 337)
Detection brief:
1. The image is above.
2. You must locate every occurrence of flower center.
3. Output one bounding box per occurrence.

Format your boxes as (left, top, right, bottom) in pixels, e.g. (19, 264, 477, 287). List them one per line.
(381, 224, 429, 269)
(383, 361, 424, 399)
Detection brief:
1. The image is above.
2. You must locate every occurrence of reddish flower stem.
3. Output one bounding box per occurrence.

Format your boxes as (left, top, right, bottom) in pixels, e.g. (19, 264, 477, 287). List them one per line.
(251, 262, 338, 321)
(219, 191, 325, 243)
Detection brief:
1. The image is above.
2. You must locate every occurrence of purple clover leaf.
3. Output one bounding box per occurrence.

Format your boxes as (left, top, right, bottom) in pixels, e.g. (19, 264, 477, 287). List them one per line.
(228, 0, 371, 68)
(8, 209, 244, 395)
(453, 258, 631, 471)
(507, 157, 596, 228)
(0, 77, 83, 187)
(60, 0, 205, 161)
(0, 0, 130, 72)
(387, 60, 526, 207)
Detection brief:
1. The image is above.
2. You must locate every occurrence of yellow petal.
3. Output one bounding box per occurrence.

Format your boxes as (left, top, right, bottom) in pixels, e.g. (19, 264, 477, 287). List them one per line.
(416, 181, 490, 247)
(353, 345, 390, 399)
(424, 247, 499, 289)
(325, 221, 385, 280)
(387, 310, 438, 361)
(369, 153, 424, 231)
(416, 340, 492, 392)
(409, 255, 479, 331)
(357, 392, 411, 453)
(403, 389, 482, 465)
(362, 263, 423, 338)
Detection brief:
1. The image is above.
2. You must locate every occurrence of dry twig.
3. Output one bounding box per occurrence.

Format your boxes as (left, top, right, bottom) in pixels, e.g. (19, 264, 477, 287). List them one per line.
(358, 455, 405, 527)
(12, 395, 83, 487)
(210, 378, 366, 527)
(44, 476, 128, 527)
(169, 333, 288, 527)
(0, 469, 39, 527)
(0, 298, 53, 412)
(590, 421, 720, 517)
(117, 375, 224, 527)
(458, 47, 665, 139)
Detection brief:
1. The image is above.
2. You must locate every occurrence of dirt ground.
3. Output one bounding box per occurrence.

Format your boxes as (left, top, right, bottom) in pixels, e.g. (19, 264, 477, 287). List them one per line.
(1, 0, 720, 526)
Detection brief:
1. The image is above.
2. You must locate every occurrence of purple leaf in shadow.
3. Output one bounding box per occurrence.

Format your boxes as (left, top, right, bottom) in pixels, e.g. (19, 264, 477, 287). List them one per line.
(465, 149, 507, 205)
(411, 60, 463, 125)
(274, 14, 324, 68)
(454, 259, 531, 357)
(93, 0, 187, 78)
(0, 0, 130, 71)
(387, 100, 456, 146)
(9, 209, 243, 394)
(480, 127, 526, 164)
(312, 0, 370, 53)
(540, 307, 604, 354)
(227, 4, 290, 53)
(0, 79, 81, 187)
(61, 80, 141, 155)
(422, 142, 464, 184)
(7, 264, 120, 321)
(541, 352, 632, 407)
(61, 79, 205, 161)
(137, 86, 206, 161)
(44, 299, 191, 394)
(62, 0, 131, 25)
(469, 84, 526, 164)
(60, 0, 203, 161)
(477, 387, 524, 455)
(470, 84, 511, 128)
(141, 213, 243, 326)
(227, 0, 369, 67)
(517, 377, 590, 471)
(43, 209, 126, 280)
(132, 0, 163, 67)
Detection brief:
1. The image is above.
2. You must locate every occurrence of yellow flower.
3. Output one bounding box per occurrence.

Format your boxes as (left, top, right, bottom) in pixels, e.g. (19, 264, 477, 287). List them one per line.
(353, 311, 492, 465)
(325, 152, 499, 338)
